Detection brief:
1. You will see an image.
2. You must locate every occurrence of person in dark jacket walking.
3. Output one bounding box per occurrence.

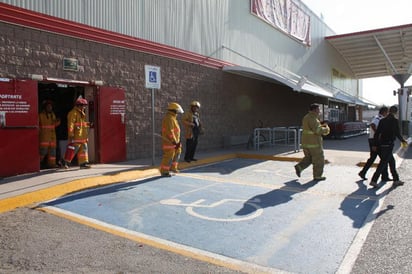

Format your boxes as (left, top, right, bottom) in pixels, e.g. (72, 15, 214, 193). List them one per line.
(358, 106, 390, 180)
(369, 105, 408, 188)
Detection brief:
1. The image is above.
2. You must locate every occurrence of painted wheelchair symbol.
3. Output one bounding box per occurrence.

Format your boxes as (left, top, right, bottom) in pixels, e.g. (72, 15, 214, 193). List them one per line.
(160, 198, 263, 222)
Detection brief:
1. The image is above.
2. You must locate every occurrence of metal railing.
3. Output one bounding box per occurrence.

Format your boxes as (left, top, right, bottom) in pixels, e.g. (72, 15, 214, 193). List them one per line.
(253, 127, 272, 150)
(271, 127, 301, 152)
(252, 126, 301, 152)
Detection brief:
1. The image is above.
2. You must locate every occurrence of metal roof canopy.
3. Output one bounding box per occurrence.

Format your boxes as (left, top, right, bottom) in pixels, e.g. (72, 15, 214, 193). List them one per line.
(222, 65, 334, 98)
(326, 23, 412, 85)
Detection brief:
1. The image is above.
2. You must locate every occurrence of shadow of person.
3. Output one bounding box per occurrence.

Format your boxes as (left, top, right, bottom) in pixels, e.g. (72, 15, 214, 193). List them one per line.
(339, 180, 395, 228)
(235, 179, 319, 216)
(43, 176, 159, 206)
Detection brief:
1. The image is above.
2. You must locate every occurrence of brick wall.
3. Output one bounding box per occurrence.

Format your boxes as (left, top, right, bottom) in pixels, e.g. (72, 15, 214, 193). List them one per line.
(0, 22, 323, 161)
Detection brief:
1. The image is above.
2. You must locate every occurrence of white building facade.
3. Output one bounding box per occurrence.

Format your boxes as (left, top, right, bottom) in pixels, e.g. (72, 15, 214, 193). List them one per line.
(0, 0, 366, 176)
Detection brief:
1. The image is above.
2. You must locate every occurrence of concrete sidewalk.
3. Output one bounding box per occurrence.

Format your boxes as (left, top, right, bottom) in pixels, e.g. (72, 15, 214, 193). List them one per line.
(0, 135, 369, 200)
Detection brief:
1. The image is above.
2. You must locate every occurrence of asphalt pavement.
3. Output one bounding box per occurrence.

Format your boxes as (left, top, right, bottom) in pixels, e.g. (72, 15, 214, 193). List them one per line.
(0, 134, 411, 273)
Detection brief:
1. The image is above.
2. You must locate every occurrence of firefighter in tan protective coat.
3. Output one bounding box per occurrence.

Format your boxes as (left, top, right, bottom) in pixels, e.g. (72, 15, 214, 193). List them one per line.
(62, 97, 92, 169)
(39, 100, 60, 168)
(294, 104, 330, 181)
(159, 102, 184, 177)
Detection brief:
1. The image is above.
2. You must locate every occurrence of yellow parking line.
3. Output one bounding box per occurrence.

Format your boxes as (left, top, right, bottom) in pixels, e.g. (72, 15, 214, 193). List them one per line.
(38, 206, 280, 274)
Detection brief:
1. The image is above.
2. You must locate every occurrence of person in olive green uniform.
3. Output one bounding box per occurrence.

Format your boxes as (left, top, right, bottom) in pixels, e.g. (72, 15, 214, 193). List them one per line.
(294, 104, 330, 181)
(160, 102, 184, 177)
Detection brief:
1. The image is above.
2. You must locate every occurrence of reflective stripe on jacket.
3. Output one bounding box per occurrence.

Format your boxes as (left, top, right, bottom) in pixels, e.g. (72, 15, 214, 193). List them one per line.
(39, 111, 60, 145)
(301, 112, 330, 149)
(67, 107, 89, 143)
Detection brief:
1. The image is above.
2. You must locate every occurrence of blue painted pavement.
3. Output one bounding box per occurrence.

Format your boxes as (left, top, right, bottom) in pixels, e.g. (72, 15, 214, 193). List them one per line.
(43, 158, 382, 273)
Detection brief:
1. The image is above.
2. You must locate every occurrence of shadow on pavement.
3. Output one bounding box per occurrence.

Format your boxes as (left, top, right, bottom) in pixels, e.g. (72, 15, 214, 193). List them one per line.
(42, 176, 160, 206)
(235, 179, 319, 216)
(339, 180, 396, 228)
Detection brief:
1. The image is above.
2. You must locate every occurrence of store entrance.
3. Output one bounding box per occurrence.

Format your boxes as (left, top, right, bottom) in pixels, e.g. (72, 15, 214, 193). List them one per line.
(38, 83, 95, 169)
(37, 82, 126, 169)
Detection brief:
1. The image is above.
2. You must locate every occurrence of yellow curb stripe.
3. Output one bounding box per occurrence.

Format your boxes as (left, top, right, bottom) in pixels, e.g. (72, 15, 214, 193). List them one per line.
(178, 153, 237, 169)
(39, 206, 277, 274)
(357, 162, 378, 168)
(237, 153, 302, 162)
(0, 153, 302, 214)
(0, 168, 160, 213)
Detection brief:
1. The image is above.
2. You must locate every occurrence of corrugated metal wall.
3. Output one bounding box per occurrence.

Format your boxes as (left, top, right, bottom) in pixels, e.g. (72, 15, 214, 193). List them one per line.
(0, 0, 358, 96)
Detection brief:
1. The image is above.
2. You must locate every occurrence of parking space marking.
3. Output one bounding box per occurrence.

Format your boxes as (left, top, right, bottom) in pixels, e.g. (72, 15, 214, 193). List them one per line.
(161, 198, 264, 222)
(176, 172, 380, 201)
(35, 158, 386, 273)
(38, 205, 289, 274)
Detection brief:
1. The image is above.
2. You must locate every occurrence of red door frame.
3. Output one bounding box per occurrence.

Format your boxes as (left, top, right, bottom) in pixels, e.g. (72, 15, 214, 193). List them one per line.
(95, 86, 126, 163)
(0, 77, 127, 177)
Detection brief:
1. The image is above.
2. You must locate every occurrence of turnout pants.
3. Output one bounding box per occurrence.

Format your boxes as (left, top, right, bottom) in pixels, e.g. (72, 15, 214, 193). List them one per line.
(160, 147, 181, 174)
(39, 141, 57, 167)
(296, 147, 324, 178)
(64, 142, 89, 165)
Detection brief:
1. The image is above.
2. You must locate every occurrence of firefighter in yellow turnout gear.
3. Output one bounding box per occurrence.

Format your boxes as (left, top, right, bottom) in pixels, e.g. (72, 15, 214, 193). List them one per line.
(294, 104, 330, 181)
(39, 100, 60, 168)
(62, 98, 92, 169)
(160, 102, 184, 177)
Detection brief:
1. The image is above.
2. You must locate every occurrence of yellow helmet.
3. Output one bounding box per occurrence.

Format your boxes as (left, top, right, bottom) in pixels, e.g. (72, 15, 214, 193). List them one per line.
(167, 102, 184, 114)
(190, 100, 201, 108)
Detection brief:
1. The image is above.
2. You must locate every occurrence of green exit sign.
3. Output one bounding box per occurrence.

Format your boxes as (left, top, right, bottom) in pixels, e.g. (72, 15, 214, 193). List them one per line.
(63, 58, 79, 71)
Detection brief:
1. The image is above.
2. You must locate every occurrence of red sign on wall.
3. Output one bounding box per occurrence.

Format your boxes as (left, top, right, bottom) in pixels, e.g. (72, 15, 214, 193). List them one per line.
(0, 78, 38, 127)
(0, 78, 39, 177)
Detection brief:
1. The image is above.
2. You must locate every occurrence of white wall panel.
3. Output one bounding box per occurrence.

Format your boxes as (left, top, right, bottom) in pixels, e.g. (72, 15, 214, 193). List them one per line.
(0, 0, 358, 96)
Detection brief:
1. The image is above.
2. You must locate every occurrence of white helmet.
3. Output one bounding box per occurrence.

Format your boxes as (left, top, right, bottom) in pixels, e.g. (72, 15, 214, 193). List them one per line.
(190, 100, 201, 108)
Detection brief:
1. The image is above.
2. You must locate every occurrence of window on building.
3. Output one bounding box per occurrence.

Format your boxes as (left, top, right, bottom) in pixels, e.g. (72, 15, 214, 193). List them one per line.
(251, 0, 311, 45)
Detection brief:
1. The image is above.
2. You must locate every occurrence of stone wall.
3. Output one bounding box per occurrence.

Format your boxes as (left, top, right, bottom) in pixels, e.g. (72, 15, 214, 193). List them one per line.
(0, 22, 322, 161)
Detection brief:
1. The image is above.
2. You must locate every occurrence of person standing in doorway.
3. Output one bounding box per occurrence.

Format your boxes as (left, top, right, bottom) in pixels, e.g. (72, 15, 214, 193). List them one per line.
(159, 102, 184, 177)
(358, 106, 390, 180)
(183, 100, 202, 163)
(62, 97, 92, 169)
(294, 104, 330, 181)
(369, 105, 408, 188)
(39, 100, 61, 168)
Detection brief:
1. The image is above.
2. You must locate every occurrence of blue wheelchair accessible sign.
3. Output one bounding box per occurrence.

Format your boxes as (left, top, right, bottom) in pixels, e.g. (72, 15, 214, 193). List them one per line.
(145, 65, 161, 89)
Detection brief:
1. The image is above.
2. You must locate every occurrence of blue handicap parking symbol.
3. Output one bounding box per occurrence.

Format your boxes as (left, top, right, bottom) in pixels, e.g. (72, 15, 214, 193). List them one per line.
(149, 71, 157, 83)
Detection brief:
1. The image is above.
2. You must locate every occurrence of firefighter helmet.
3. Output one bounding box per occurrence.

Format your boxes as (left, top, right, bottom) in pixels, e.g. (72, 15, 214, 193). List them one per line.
(75, 98, 88, 105)
(190, 100, 201, 108)
(167, 102, 184, 114)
